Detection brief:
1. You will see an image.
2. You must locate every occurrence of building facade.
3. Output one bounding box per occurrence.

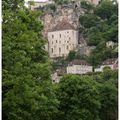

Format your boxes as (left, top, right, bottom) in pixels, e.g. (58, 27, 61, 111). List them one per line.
(47, 20, 78, 58)
(87, 0, 101, 5)
(106, 41, 115, 49)
(95, 58, 118, 72)
(67, 59, 92, 74)
(28, 0, 55, 10)
(72, 0, 101, 5)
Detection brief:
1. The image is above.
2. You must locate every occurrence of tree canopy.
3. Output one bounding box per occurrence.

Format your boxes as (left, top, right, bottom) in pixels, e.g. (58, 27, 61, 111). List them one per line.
(2, 0, 59, 119)
(79, 0, 118, 66)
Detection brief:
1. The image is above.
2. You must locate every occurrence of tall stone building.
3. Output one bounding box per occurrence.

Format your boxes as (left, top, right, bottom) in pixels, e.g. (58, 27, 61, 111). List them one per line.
(47, 20, 78, 58)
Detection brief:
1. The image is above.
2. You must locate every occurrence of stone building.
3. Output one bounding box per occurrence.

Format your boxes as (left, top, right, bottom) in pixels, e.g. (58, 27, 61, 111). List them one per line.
(28, 0, 55, 10)
(106, 41, 115, 49)
(87, 0, 101, 5)
(47, 20, 78, 58)
(67, 59, 92, 74)
(72, 0, 101, 5)
(95, 58, 118, 72)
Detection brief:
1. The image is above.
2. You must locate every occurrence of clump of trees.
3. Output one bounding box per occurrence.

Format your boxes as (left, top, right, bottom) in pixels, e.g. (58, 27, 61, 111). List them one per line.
(2, 0, 118, 120)
(57, 68, 118, 120)
(53, 0, 70, 5)
(79, 0, 118, 66)
(2, 0, 59, 119)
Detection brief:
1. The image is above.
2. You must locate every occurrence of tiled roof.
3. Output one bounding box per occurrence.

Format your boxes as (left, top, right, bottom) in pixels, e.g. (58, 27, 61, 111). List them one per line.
(102, 58, 118, 65)
(49, 20, 76, 32)
(69, 59, 90, 66)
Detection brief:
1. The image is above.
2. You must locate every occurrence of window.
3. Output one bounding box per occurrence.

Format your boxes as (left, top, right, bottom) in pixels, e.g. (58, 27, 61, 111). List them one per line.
(52, 35, 54, 38)
(59, 48, 61, 53)
(51, 48, 53, 53)
(56, 40, 57, 43)
(67, 31, 69, 33)
(69, 37, 71, 40)
(52, 41, 53, 44)
(59, 41, 61, 44)
(60, 34, 61, 38)
(67, 46, 69, 50)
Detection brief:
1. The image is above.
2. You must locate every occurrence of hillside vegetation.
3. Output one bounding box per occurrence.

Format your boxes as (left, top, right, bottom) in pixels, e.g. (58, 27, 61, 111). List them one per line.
(2, 0, 118, 120)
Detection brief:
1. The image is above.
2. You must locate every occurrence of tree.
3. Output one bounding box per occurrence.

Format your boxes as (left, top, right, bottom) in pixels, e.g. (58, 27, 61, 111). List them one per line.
(92, 68, 118, 120)
(94, 0, 118, 20)
(2, 0, 59, 119)
(80, 0, 94, 12)
(98, 82, 118, 120)
(67, 50, 76, 61)
(79, 0, 118, 66)
(57, 75, 101, 120)
(53, 0, 69, 5)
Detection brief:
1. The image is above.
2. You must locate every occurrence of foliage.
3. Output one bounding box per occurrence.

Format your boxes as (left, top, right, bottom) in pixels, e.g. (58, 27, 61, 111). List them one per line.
(42, 4, 57, 12)
(53, 0, 70, 5)
(79, 0, 118, 66)
(94, 0, 118, 20)
(2, 0, 59, 119)
(57, 75, 101, 120)
(93, 69, 118, 120)
(80, 0, 94, 12)
(67, 50, 77, 61)
(98, 81, 118, 120)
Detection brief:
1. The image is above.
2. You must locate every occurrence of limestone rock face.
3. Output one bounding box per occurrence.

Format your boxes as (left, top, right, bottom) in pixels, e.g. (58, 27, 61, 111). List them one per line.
(41, 2, 84, 38)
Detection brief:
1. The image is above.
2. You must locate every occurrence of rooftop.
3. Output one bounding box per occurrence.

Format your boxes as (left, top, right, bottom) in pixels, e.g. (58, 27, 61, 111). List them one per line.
(102, 58, 118, 65)
(69, 59, 90, 66)
(49, 20, 76, 32)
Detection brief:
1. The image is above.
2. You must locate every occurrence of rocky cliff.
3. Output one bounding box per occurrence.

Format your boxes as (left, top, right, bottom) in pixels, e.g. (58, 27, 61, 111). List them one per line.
(39, 1, 94, 55)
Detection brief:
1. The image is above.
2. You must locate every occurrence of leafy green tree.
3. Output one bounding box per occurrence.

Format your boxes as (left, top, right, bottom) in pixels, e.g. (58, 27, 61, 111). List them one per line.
(57, 75, 101, 120)
(67, 50, 77, 61)
(80, 0, 94, 12)
(94, 0, 118, 20)
(53, 0, 69, 5)
(98, 82, 118, 120)
(79, 0, 118, 66)
(2, 0, 59, 119)
(79, 14, 100, 29)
